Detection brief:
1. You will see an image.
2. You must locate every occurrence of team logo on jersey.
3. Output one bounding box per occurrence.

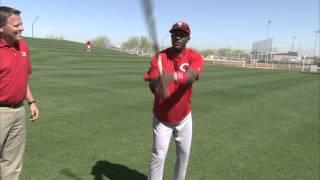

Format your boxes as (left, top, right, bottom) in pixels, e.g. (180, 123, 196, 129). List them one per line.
(179, 63, 189, 72)
(21, 51, 26, 57)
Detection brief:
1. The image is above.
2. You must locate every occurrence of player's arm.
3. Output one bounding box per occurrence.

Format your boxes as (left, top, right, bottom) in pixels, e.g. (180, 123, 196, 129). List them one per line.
(148, 77, 169, 97)
(173, 52, 203, 85)
(148, 79, 158, 94)
(172, 67, 201, 85)
(26, 84, 39, 121)
(179, 69, 199, 84)
(144, 54, 168, 97)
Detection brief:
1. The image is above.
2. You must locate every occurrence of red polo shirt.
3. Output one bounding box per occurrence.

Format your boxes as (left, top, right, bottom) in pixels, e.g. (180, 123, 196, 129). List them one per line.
(0, 39, 31, 104)
(144, 48, 203, 124)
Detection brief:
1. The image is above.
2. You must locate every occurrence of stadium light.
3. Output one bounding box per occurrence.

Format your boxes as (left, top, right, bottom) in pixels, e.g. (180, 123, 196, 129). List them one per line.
(32, 16, 39, 38)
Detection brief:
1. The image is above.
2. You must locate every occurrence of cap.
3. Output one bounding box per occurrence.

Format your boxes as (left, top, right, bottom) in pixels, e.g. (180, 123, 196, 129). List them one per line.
(169, 21, 191, 35)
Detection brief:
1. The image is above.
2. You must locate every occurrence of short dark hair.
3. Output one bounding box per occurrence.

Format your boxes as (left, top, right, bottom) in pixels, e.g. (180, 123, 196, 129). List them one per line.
(0, 6, 21, 27)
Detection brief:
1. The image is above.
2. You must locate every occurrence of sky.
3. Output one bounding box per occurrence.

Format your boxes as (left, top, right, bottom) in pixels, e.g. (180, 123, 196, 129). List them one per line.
(1, 0, 319, 55)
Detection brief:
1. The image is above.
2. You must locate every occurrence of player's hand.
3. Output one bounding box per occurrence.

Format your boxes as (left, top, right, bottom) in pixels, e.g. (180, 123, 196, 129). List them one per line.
(157, 78, 169, 98)
(158, 72, 174, 98)
(29, 103, 39, 122)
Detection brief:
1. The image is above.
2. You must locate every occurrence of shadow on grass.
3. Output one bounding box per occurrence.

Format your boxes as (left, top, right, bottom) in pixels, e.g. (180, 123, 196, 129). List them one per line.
(91, 160, 147, 180)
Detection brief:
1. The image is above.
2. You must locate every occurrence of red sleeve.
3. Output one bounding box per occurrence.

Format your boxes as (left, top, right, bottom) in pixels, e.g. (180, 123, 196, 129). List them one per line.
(144, 53, 161, 81)
(189, 50, 203, 78)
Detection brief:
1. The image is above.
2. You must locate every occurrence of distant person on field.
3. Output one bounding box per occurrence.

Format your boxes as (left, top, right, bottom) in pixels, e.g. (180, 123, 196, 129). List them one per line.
(144, 21, 203, 180)
(0, 6, 39, 180)
(86, 40, 91, 53)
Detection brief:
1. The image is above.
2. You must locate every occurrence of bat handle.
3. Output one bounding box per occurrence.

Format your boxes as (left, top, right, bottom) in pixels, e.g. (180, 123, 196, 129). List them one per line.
(157, 54, 163, 75)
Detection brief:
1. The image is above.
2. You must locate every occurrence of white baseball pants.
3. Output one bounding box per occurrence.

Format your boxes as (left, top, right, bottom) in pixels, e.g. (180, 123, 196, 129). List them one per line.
(148, 112, 192, 180)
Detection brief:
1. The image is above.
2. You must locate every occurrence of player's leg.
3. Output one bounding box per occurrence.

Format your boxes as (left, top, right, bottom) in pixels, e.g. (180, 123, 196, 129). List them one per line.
(0, 107, 26, 180)
(148, 116, 173, 180)
(172, 113, 192, 180)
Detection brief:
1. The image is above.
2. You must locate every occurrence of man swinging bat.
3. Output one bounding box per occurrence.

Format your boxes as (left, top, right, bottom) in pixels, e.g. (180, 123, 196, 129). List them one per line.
(144, 21, 204, 180)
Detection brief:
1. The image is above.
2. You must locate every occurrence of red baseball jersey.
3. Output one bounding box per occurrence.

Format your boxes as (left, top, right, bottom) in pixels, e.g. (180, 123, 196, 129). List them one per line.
(144, 48, 203, 124)
(0, 39, 31, 104)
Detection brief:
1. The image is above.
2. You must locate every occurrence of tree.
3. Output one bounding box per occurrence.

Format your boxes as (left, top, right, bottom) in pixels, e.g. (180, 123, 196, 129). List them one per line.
(214, 48, 249, 60)
(46, 34, 64, 40)
(91, 35, 111, 48)
(216, 48, 229, 58)
(121, 36, 151, 55)
(199, 49, 214, 57)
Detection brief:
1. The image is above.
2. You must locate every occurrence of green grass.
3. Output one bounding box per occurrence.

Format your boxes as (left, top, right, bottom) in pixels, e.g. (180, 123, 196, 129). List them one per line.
(20, 37, 319, 180)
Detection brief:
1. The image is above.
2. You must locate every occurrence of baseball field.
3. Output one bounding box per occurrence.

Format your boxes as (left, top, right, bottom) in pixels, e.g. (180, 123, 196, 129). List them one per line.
(20, 38, 319, 180)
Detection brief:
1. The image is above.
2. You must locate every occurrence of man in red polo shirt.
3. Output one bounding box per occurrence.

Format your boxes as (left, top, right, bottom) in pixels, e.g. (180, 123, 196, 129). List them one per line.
(0, 6, 39, 180)
(144, 21, 203, 180)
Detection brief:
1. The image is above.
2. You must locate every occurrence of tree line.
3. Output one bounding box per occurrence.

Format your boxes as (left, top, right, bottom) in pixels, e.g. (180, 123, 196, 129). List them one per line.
(45, 34, 251, 58)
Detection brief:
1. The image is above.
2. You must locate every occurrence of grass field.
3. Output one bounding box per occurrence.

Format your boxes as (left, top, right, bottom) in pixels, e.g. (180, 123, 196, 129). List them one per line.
(20, 38, 319, 180)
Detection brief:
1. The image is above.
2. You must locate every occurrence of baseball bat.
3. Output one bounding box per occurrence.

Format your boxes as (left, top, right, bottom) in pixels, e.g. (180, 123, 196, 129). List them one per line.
(140, 0, 163, 75)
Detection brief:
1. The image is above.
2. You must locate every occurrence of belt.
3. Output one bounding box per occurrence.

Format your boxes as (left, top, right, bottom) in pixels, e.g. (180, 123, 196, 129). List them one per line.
(0, 103, 23, 108)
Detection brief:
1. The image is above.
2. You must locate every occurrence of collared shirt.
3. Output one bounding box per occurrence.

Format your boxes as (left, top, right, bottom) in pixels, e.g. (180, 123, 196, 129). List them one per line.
(0, 39, 31, 104)
(144, 47, 203, 124)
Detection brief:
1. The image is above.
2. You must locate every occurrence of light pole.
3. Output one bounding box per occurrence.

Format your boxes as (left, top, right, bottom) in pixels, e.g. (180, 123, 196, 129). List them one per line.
(224, 40, 231, 60)
(32, 16, 39, 38)
(265, 20, 271, 63)
(224, 40, 231, 59)
(291, 36, 296, 51)
(224, 40, 231, 50)
(314, 30, 320, 57)
(212, 41, 216, 59)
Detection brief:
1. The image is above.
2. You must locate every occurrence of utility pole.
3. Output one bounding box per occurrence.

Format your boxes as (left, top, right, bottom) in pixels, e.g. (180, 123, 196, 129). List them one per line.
(32, 16, 39, 38)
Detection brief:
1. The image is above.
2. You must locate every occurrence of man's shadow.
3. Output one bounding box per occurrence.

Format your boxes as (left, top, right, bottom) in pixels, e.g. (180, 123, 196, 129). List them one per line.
(91, 160, 147, 180)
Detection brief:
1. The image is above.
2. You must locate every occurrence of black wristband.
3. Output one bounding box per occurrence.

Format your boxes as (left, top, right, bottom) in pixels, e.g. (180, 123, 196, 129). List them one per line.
(28, 100, 36, 105)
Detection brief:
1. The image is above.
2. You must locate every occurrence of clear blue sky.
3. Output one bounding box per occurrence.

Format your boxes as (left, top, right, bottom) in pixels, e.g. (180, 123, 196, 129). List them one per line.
(2, 0, 319, 55)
